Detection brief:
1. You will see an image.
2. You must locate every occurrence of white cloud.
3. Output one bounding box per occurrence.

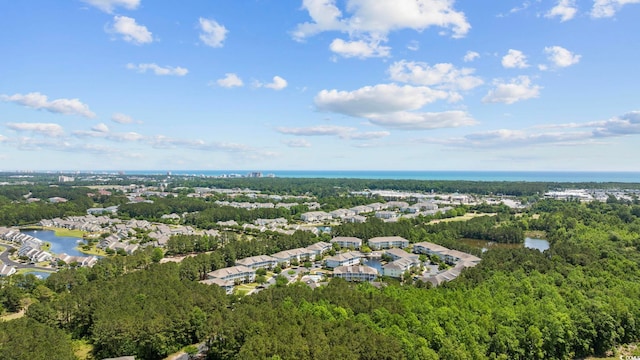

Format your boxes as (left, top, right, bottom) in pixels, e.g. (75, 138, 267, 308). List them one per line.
(592, 0, 640, 18)
(1, 92, 96, 118)
(109, 16, 153, 45)
(126, 63, 188, 76)
(434, 110, 640, 149)
(314, 83, 475, 130)
(482, 76, 541, 104)
(463, 129, 590, 147)
(73, 127, 145, 142)
(276, 125, 391, 140)
(346, 131, 391, 140)
(294, 0, 470, 40)
(6, 122, 65, 137)
(217, 73, 244, 88)
(367, 110, 477, 130)
(92, 123, 110, 133)
(111, 113, 141, 124)
(199, 18, 228, 48)
(545, 0, 578, 21)
(276, 125, 355, 136)
(407, 40, 419, 51)
(388, 60, 483, 92)
(315, 83, 450, 117)
(263, 76, 288, 90)
(293, 0, 470, 58)
(591, 111, 640, 137)
(81, 0, 140, 13)
(329, 38, 390, 58)
(501, 49, 529, 68)
(283, 139, 312, 148)
(463, 51, 480, 62)
(544, 46, 581, 67)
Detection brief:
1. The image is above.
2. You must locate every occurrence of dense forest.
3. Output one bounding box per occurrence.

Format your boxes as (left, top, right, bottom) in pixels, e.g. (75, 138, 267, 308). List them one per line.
(1, 196, 640, 359)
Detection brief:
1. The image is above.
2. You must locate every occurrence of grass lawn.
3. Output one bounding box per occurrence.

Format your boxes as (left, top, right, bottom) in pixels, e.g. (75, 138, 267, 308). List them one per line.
(524, 230, 547, 238)
(26, 226, 88, 238)
(0, 245, 5, 253)
(236, 283, 259, 292)
(16, 268, 54, 276)
(429, 212, 496, 224)
(51, 227, 87, 238)
(72, 339, 93, 360)
(75, 245, 108, 257)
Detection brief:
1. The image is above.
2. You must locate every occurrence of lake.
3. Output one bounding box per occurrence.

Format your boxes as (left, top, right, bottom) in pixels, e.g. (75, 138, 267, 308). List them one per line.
(459, 237, 550, 252)
(21, 229, 88, 257)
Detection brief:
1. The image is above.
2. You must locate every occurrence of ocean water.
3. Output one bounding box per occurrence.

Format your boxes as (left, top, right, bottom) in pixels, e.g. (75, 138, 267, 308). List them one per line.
(122, 170, 640, 183)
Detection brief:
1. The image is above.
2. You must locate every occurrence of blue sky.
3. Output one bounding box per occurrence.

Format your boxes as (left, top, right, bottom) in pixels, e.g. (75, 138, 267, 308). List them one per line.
(1, 0, 639, 171)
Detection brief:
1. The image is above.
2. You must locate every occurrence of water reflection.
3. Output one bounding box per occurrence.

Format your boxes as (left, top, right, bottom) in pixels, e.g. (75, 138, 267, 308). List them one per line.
(458, 237, 550, 253)
(21, 230, 88, 257)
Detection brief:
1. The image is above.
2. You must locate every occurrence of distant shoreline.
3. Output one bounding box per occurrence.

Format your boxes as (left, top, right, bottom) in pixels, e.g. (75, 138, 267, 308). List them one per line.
(3, 170, 640, 182)
(99, 170, 640, 183)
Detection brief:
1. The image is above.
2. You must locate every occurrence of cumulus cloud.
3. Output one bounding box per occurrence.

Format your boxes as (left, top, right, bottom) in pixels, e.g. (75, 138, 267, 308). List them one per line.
(388, 60, 483, 93)
(92, 123, 110, 133)
(6, 122, 65, 137)
(482, 76, 541, 104)
(294, 0, 470, 40)
(315, 83, 450, 117)
(126, 63, 188, 76)
(434, 111, 640, 149)
(111, 113, 141, 124)
(282, 139, 312, 148)
(329, 38, 390, 58)
(109, 16, 153, 45)
(199, 18, 228, 48)
(544, 46, 581, 67)
(1, 92, 96, 118)
(314, 82, 475, 130)
(216, 73, 244, 88)
(257, 76, 288, 90)
(592, 0, 640, 17)
(81, 0, 139, 13)
(502, 49, 529, 68)
(591, 111, 640, 137)
(293, 0, 469, 58)
(545, 0, 578, 21)
(367, 110, 476, 130)
(463, 51, 480, 62)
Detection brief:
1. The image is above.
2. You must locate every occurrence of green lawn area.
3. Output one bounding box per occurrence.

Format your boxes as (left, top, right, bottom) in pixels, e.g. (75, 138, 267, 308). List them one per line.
(16, 268, 54, 276)
(235, 283, 259, 292)
(429, 212, 496, 224)
(26, 226, 88, 238)
(75, 244, 108, 257)
(72, 339, 93, 360)
(524, 230, 547, 238)
(51, 227, 87, 238)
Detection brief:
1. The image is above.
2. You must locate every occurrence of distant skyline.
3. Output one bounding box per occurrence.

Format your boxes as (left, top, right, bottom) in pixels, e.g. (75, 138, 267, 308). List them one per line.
(1, 1, 639, 171)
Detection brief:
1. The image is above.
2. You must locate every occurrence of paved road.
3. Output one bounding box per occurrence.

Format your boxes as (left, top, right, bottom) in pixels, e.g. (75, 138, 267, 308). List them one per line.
(0, 243, 55, 272)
